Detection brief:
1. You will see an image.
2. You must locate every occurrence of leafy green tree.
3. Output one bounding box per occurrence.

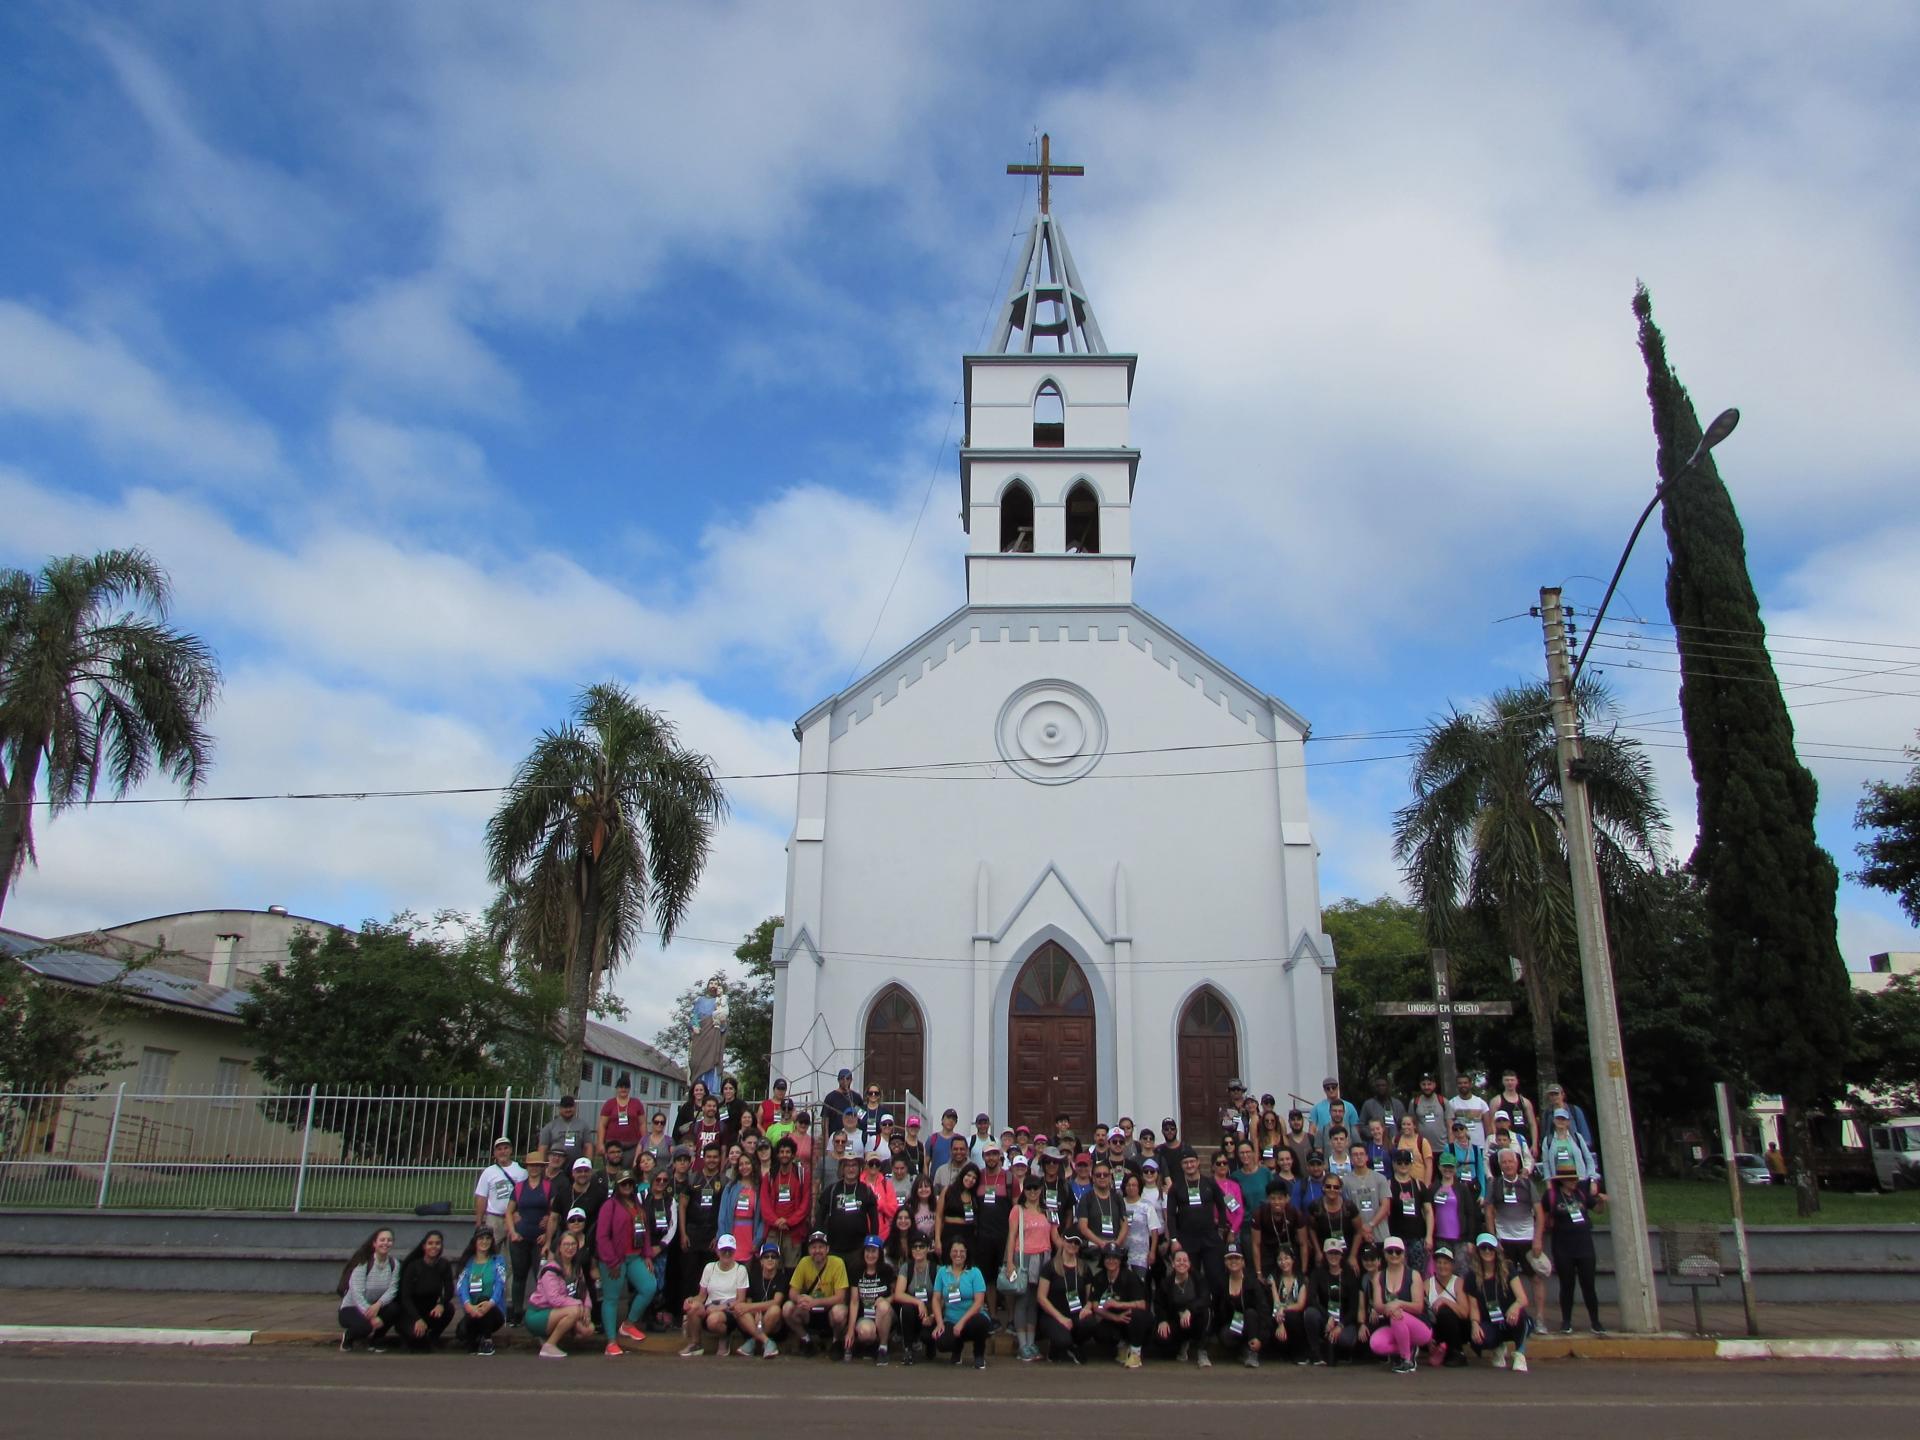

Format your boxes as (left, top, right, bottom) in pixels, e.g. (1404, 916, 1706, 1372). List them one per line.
(0, 952, 128, 1093)
(1392, 680, 1664, 1090)
(1844, 974, 1920, 1115)
(1853, 734, 1920, 925)
(0, 549, 220, 919)
(486, 684, 727, 1086)
(1636, 285, 1853, 1208)
(654, 917, 779, 1099)
(1323, 898, 1428, 1095)
(238, 914, 559, 1160)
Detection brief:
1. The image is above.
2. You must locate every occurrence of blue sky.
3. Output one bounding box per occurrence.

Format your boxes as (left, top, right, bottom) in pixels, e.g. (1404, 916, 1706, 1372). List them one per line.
(4, 2, 1917, 1036)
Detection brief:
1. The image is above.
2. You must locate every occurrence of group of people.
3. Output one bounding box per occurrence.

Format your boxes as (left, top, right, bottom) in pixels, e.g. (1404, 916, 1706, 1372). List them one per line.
(335, 1067, 1610, 1373)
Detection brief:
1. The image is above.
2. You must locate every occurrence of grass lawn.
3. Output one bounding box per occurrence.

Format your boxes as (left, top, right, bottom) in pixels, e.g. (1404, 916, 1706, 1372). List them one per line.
(1634, 1178, 1920, 1228)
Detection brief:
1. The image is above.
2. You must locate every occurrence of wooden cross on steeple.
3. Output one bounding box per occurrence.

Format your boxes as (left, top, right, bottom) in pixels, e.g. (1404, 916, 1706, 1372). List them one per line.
(1007, 132, 1084, 215)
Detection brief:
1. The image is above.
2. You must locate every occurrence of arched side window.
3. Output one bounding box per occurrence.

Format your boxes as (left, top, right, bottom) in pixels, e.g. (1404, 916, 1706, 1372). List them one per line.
(1064, 480, 1100, 554)
(1032, 382, 1065, 448)
(1000, 480, 1035, 554)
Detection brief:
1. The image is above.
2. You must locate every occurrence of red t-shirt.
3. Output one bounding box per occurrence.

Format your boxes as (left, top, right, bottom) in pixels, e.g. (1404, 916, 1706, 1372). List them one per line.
(600, 1096, 644, 1150)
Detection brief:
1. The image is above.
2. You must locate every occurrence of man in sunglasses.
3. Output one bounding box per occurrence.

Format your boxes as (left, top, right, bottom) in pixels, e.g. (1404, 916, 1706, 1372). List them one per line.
(1309, 1077, 1359, 1139)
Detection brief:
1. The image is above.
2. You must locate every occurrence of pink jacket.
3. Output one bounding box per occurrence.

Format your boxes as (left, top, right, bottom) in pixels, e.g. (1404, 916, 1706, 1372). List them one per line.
(528, 1260, 587, 1310)
(596, 1195, 650, 1266)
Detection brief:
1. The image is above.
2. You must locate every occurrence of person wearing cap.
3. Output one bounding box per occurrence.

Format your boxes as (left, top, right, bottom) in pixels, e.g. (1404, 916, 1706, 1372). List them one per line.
(1446, 1073, 1490, 1149)
(504, 1150, 558, 1325)
(1120, 1169, 1162, 1283)
(935, 1160, 980, 1267)
(1365, 1235, 1430, 1373)
(472, 1137, 525, 1250)
(678, 1231, 751, 1356)
(525, 1228, 594, 1358)
(1166, 1149, 1233, 1299)
(560, 1156, 608, 1247)
(1483, 1146, 1543, 1273)
(1283, 1109, 1313, 1175)
(1295, 1148, 1328, 1212)
(598, 1075, 647, 1159)
(1543, 1082, 1595, 1153)
(1004, 1172, 1058, 1361)
(758, 1077, 789, 1133)
(1385, 1148, 1433, 1274)
(840, 1235, 896, 1364)
(540, 1095, 595, 1168)
(452, 1226, 508, 1355)
(595, 1169, 658, 1353)
(1425, 1244, 1471, 1365)
(932, 1236, 990, 1368)
(1304, 1235, 1361, 1365)
(1310, 1077, 1361, 1138)
(760, 1135, 812, 1266)
(1266, 1243, 1310, 1364)
(720, 1148, 765, 1259)
(1151, 1241, 1209, 1362)
(900, 1114, 927, 1174)
(889, 1232, 939, 1363)
(1251, 1181, 1304, 1283)
(965, 1112, 996, 1167)
(1467, 1231, 1534, 1370)
(782, 1231, 849, 1354)
(764, 1096, 797, 1146)
(1410, 1073, 1449, 1153)
(1429, 1154, 1469, 1262)
(1035, 1233, 1097, 1362)
(1066, 1148, 1095, 1208)
(821, 1149, 879, 1273)
(1537, 1106, 1597, 1186)
(821, 1068, 857, 1135)
(733, 1240, 787, 1357)
(1487, 1106, 1531, 1166)
(1440, 1119, 1486, 1194)
(1034, 1148, 1073, 1233)
(1087, 1241, 1149, 1368)
(1214, 1242, 1270, 1368)
(1544, 1160, 1608, 1334)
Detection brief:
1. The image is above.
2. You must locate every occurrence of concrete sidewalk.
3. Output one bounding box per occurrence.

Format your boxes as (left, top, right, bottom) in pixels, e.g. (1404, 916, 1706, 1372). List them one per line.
(0, 1292, 1916, 1358)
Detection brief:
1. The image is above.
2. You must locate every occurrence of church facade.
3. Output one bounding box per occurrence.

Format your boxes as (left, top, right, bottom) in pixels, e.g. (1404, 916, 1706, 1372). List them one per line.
(770, 197, 1337, 1139)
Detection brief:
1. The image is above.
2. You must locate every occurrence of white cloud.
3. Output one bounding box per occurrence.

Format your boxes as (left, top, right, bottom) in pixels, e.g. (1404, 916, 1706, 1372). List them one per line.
(0, 302, 281, 479)
(328, 408, 493, 515)
(330, 277, 520, 413)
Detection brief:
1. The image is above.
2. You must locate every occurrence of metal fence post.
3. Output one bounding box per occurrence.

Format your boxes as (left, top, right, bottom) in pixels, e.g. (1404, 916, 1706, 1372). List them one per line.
(96, 1084, 126, 1209)
(293, 1084, 318, 1214)
(499, 1086, 512, 1146)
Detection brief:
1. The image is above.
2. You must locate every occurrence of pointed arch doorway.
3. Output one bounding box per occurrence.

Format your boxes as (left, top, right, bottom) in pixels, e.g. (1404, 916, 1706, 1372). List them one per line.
(1008, 942, 1096, 1138)
(1177, 987, 1240, 1142)
(863, 985, 925, 1103)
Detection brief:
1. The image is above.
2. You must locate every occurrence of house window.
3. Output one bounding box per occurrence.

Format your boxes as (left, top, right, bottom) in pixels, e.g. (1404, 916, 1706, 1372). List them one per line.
(635, 1075, 649, 1098)
(581, 1060, 594, 1082)
(136, 1048, 176, 1096)
(213, 1058, 248, 1106)
(1033, 382, 1065, 447)
(601, 1064, 614, 1086)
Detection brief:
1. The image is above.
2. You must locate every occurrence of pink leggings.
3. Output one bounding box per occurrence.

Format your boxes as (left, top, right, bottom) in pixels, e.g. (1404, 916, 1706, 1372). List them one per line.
(1368, 1310, 1434, 1360)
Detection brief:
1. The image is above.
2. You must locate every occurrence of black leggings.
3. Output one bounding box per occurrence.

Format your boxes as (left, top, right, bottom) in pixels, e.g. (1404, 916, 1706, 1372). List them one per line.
(895, 1302, 934, 1356)
(1094, 1312, 1150, 1351)
(1300, 1307, 1359, 1364)
(1556, 1251, 1600, 1328)
(944, 1311, 990, 1360)
(457, 1308, 506, 1349)
(400, 1309, 453, 1350)
(338, 1305, 395, 1344)
(1039, 1309, 1099, 1358)
(1430, 1305, 1471, 1354)
(1155, 1301, 1211, 1356)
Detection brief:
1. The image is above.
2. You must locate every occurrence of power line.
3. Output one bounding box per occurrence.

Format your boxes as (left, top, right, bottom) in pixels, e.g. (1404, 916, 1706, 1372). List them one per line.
(1585, 614, 1920, 654)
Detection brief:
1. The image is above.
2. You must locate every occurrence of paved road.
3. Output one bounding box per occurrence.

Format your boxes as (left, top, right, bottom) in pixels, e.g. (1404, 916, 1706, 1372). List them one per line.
(1, 1349, 1917, 1436)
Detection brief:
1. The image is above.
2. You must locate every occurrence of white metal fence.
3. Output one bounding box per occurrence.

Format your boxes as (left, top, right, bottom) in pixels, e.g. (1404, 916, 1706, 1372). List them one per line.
(0, 1085, 570, 1213)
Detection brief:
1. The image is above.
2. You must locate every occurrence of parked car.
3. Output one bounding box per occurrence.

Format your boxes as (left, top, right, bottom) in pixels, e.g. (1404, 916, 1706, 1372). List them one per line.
(1732, 1152, 1771, 1186)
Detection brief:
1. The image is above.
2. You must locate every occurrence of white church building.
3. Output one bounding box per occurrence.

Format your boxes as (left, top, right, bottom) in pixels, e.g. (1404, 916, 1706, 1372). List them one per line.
(770, 175, 1337, 1140)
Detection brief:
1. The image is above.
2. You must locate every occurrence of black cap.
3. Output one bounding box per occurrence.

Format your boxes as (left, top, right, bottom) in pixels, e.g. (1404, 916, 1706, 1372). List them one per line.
(558, 1094, 575, 1107)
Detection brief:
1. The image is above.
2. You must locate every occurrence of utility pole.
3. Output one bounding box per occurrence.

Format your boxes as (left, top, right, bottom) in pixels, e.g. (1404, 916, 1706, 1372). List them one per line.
(1539, 586, 1661, 1333)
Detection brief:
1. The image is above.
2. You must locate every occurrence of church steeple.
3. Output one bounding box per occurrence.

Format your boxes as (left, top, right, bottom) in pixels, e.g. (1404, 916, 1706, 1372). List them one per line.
(960, 136, 1139, 607)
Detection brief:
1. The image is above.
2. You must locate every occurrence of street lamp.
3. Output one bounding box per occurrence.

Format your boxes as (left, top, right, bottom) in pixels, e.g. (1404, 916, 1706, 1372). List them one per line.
(1537, 402, 1738, 1335)
(1571, 407, 1739, 683)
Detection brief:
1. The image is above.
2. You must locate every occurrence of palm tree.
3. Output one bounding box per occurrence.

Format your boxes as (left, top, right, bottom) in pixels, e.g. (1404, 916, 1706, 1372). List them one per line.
(1391, 679, 1663, 1090)
(0, 550, 220, 920)
(486, 684, 728, 1083)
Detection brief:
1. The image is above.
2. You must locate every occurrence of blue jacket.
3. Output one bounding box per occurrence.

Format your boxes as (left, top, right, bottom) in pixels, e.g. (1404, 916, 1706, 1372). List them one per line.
(455, 1257, 505, 1311)
(718, 1178, 766, 1253)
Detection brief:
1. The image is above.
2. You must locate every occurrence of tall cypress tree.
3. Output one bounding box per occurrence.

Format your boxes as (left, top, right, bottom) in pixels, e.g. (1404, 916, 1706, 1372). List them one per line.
(1634, 285, 1852, 1211)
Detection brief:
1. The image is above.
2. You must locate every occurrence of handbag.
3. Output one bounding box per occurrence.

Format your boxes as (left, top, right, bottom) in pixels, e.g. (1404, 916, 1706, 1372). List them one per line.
(997, 1217, 1030, 1295)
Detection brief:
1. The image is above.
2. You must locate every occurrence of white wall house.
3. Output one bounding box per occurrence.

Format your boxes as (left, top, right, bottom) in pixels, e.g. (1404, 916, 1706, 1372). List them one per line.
(770, 203, 1337, 1140)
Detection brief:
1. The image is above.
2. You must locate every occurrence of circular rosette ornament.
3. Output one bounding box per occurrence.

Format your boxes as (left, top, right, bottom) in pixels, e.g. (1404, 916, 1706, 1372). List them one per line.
(994, 680, 1108, 785)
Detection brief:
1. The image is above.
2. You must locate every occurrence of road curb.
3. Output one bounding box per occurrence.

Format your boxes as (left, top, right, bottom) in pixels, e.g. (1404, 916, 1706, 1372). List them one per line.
(1718, 1338, 1920, 1361)
(0, 1325, 253, 1347)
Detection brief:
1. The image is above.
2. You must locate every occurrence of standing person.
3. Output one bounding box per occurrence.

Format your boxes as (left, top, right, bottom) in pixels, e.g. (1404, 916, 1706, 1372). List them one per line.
(1303, 1235, 1360, 1367)
(1385, 1150, 1433, 1274)
(816, 1127, 854, 1199)
(1214, 1242, 1270, 1369)
(1468, 1233, 1534, 1371)
(1166, 1149, 1233, 1298)
(1086, 1242, 1149, 1369)
(884, 1202, 918, 1269)
(1429, 1156, 1470, 1265)
(453, 1227, 508, 1355)
(1282, 1110, 1314, 1175)
(597, 1076, 646, 1159)
(931, 1238, 990, 1368)
(1267, 1245, 1310, 1365)
(596, 1171, 658, 1352)
(1425, 1245, 1472, 1365)
(540, 1096, 595, 1167)
(820, 1068, 858, 1136)
(1229, 1140, 1270, 1232)
(680, 1142, 728, 1281)
(672, 1080, 711, 1143)
(1344, 1145, 1390, 1248)
(720, 1150, 764, 1258)
(1395, 1115, 1436, 1186)
(717, 1077, 748, 1138)
(1366, 1236, 1430, 1374)
(1074, 1157, 1129, 1253)
(1446, 1074, 1490, 1149)
(1153, 1243, 1210, 1363)
(1252, 1183, 1303, 1281)
(1440, 1119, 1486, 1193)
(782, 1231, 849, 1356)
(1303, 1172, 1358, 1271)
(1004, 1175, 1057, 1361)
(1361, 1077, 1406, 1135)
(560, 1159, 607, 1265)
(505, 1153, 556, 1325)
(1122, 1171, 1162, 1282)
(396, 1230, 455, 1351)
(691, 1095, 727, 1156)
(1537, 1108, 1598, 1185)
(1409, 1074, 1449, 1153)
(1483, 1147, 1544, 1275)
(900, 1114, 928, 1173)
(525, 1230, 594, 1358)
(678, 1232, 751, 1357)
(337, 1227, 399, 1352)
(935, 1161, 980, 1263)
(760, 1135, 811, 1265)
(1311, 1077, 1361, 1137)
(1210, 1152, 1247, 1243)
(927, 1108, 963, 1174)
(1542, 1083, 1595, 1153)
(643, 1150, 682, 1327)
(891, 1232, 939, 1365)
(844, 1235, 896, 1365)
(1545, 1164, 1608, 1334)
(821, 1151, 879, 1275)
(472, 1138, 524, 1249)
(736, 1240, 788, 1358)
(1493, 1070, 1538, 1156)
(640, 1112, 672, 1169)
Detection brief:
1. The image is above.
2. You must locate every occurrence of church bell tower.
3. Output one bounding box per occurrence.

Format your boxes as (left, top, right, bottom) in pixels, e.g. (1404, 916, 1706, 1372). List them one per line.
(961, 136, 1139, 607)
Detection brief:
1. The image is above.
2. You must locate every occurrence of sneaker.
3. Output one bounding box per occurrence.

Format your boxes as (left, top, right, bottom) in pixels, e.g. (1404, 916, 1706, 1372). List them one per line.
(1559, 1325, 1575, 1335)
(1512, 1352, 1529, 1373)
(1295, 1356, 1310, 1366)
(716, 1339, 730, 1358)
(1020, 1343, 1040, 1363)
(1124, 1347, 1142, 1370)
(367, 1341, 386, 1354)
(618, 1323, 647, 1343)
(737, 1339, 758, 1357)
(1195, 1348, 1212, 1369)
(478, 1339, 495, 1356)
(974, 1353, 987, 1370)
(1590, 1325, 1609, 1337)
(839, 1348, 853, 1363)
(678, 1342, 702, 1357)
(900, 1347, 913, 1366)
(797, 1334, 814, 1356)
(1492, 1343, 1509, 1369)
(875, 1346, 889, 1367)
(1243, 1351, 1261, 1369)
(1429, 1343, 1447, 1368)
(539, 1344, 566, 1359)
(1312, 1358, 1327, 1367)
(1065, 1347, 1082, 1365)
(762, 1340, 780, 1358)
(604, 1343, 622, 1358)
(1445, 1352, 1469, 1368)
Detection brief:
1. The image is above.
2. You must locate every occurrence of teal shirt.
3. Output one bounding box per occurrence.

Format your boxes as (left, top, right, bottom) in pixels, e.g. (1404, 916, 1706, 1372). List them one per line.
(1231, 1167, 1271, 1217)
(933, 1264, 986, 1316)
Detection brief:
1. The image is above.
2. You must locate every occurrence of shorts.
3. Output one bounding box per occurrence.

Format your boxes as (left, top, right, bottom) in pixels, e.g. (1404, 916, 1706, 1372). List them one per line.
(524, 1307, 552, 1338)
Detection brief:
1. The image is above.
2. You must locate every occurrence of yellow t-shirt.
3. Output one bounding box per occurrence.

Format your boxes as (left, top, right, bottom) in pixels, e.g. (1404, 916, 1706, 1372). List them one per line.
(790, 1254, 849, 1299)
